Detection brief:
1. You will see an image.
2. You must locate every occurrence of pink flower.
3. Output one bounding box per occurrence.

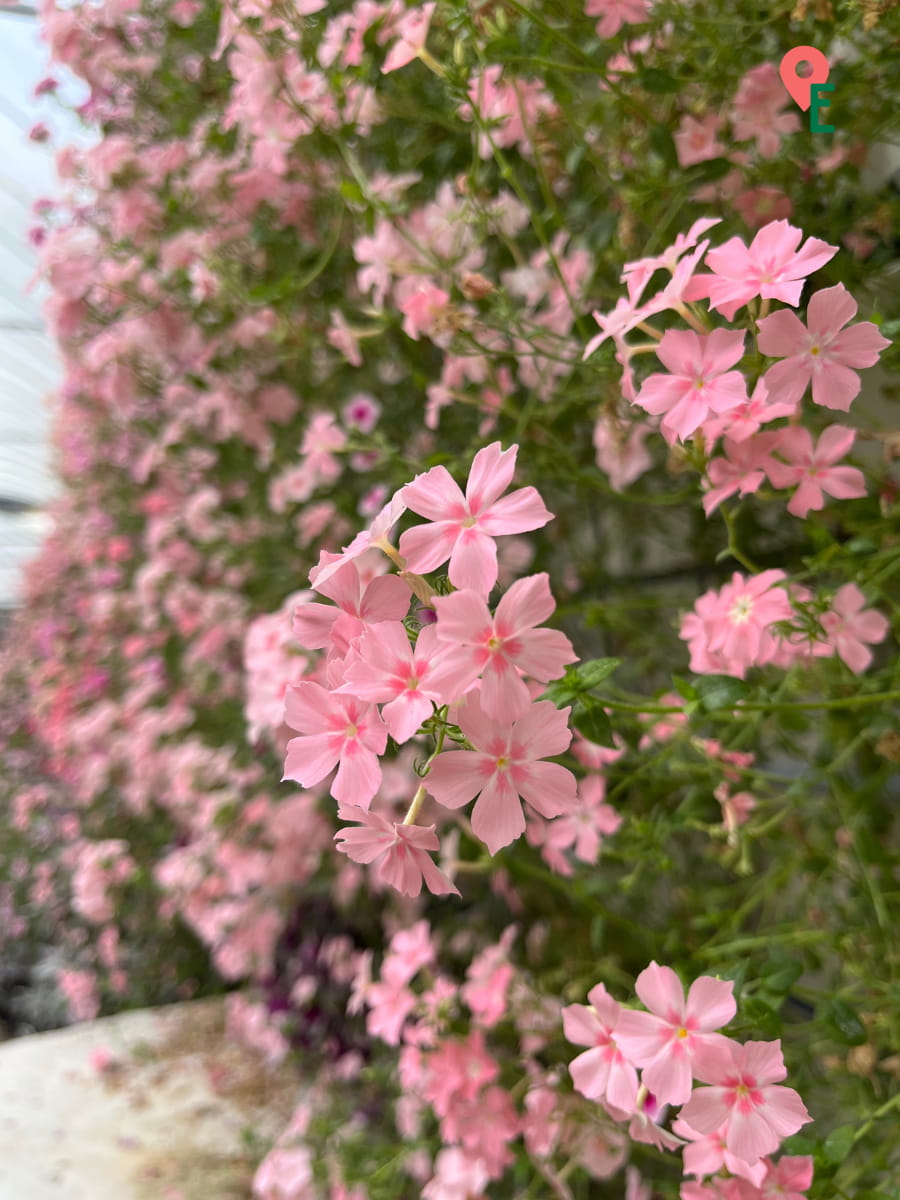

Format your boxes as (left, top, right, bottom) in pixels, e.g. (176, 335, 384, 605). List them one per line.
(399, 443, 553, 595)
(339, 623, 464, 742)
(426, 696, 576, 854)
(282, 683, 388, 806)
(672, 1117, 766, 1187)
(733, 187, 792, 231)
(818, 583, 890, 673)
(593, 414, 655, 490)
(423, 1148, 490, 1200)
(382, 3, 436, 74)
(686, 221, 838, 321)
(620, 217, 721, 307)
(756, 1154, 814, 1200)
(702, 432, 780, 516)
(308, 491, 408, 591)
(701, 378, 798, 446)
(757, 284, 890, 411)
(430, 573, 577, 721)
(731, 63, 802, 159)
(334, 804, 460, 898)
(680, 1039, 812, 1165)
(679, 571, 794, 678)
(766, 426, 866, 518)
(293, 559, 410, 656)
(633, 329, 748, 444)
(562, 982, 640, 1112)
(613, 963, 736, 1106)
(585, 0, 651, 39)
(674, 114, 725, 169)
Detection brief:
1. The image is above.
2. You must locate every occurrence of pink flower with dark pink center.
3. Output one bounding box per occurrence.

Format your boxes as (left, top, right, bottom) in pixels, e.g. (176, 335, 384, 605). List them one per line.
(430, 573, 577, 721)
(757, 284, 890, 412)
(399, 442, 553, 596)
(334, 804, 459, 899)
(680, 1039, 812, 1165)
(283, 683, 387, 807)
(633, 328, 748, 444)
(613, 962, 736, 1106)
(562, 982, 639, 1112)
(816, 583, 890, 673)
(766, 426, 866, 518)
(426, 695, 576, 854)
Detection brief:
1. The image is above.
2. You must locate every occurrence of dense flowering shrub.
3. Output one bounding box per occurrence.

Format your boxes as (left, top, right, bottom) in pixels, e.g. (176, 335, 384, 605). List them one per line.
(1, 0, 898, 1197)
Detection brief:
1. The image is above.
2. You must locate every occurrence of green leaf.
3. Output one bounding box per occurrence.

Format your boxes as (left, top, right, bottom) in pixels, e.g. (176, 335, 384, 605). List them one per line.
(649, 123, 678, 170)
(573, 659, 622, 691)
(826, 998, 867, 1046)
(693, 674, 750, 713)
(639, 68, 681, 93)
(823, 1124, 856, 1165)
(572, 698, 616, 748)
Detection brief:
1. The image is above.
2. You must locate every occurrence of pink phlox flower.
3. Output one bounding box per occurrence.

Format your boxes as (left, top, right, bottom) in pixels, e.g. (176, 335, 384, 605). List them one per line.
(633, 328, 748, 444)
(766, 425, 866, 518)
(383, 919, 435, 986)
(672, 1117, 767, 1186)
(593, 413, 654, 490)
(422, 1031, 500, 1117)
(620, 217, 721, 306)
(817, 583, 890, 673)
(733, 186, 793, 231)
(339, 623, 464, 743)
(545, 774, 622, 866)
(334, 804, 460, 898)
(701, 377, 798, 446)
(585, 0, 651, 39)
(293, 559, 410, 658)
(756, 1154, 814, 1200)
(308, 490, 408, 590)
(614, 962, 737, 1106)
(626, 1088, 687, 1151)
(562, 981, 640, 1112)
(381, 2, 435, 73)
(460, 926, 516, 1028)
(675, 114, 726, 169)
(583, 295, 652, 359)
(283, 683, 388, 806)
(572, 730, 626, 769)
(442, 1084, 519, 1175)
(426, 694, 577, 854)
(399, 442, 553, 595)
(685, 220, 838, 321)
(714, 784, 757, 836)
(422, 1148, 491, 1200)
(638, 692, 687, 748)
(680, 1039, 812, 1166)
(430, 572, 577, 720)
(757, 283, 890, 411)
(731, 63, 802, 159)
(702, 432, 781, 516)
(365, 973, 417, 1045)
(682, 570, 794, 678)
(399, 279, 452, 344)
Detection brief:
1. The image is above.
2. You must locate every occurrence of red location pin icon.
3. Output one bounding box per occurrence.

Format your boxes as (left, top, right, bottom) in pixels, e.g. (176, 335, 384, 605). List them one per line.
(779, 46, 829, 111)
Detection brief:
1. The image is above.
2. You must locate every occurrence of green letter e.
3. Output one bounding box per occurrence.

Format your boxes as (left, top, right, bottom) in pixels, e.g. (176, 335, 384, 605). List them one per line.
(810, 83, 835, 133)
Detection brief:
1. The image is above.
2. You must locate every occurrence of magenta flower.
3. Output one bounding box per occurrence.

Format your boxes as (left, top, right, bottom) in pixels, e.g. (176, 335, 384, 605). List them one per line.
(766, 426, 866, 518)
(430, 572, 577, 721)
(757, 284, 890, 411)
(680, 1039, 812, 1165)
(633, 328, 748, 444)
(334, 804, 459, 898)
(818, 583, 890, 673)
(613, 962, 736, 1106)
(426, 696, 577, 854)
(562, 982, 639, 1113)
(399, 443, 553, 595)
(283, 682, 388, 807)
(339, 623, 464, 743)
(686, 220, 838, 321)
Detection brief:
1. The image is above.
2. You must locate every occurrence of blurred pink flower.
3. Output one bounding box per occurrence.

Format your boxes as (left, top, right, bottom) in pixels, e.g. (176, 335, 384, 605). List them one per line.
(817, 583, 890, 673)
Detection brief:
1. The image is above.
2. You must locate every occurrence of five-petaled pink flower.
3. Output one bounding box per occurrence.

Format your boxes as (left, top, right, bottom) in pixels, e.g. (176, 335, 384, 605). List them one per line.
(339, 623, 465, 742)
(381, 3, 436, 74)
(633, 328, 748, 444)
(562, 982, 639, 1113)
(283, 682, 388, 807)
(817, 583, 890, 673)
(686, 220, 838, 321)
(766, 426, 866, 518)
(399, 443, 553, 596)
(613, 962, 737, 1106)
(293, 559, 410, 658)
(334, 804, 459, 898)
(585, 0, 651, 39)
(426, 695, 577, 854)
(680, 1039, 812, 1165)
(757, 283, 891, 411)
(430, 572, 577, 721)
